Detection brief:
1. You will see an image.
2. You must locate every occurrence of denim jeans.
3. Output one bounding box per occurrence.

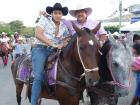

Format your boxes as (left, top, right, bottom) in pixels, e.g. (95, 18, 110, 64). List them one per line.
(31, 45, 53, 105)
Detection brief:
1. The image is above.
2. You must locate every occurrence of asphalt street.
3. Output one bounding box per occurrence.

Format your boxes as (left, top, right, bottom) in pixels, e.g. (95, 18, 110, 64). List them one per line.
(0, 56, 136, 105)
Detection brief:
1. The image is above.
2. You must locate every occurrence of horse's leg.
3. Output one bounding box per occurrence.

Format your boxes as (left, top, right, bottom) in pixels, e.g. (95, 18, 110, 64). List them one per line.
(138, 97, 140, 105)
(58, 100, 79, 105)
(4, 54, 8, 65)
(16, 83, 24, 105)
(88, 92, 99, 105)
(27, 85, 31, 103)
(1, 55, 5, 65)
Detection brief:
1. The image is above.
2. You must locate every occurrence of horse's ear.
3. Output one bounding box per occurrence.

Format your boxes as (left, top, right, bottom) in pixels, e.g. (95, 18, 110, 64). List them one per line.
(108, 32, 117, 45)
(92, 22, 101, 34)
(125, 32, 133, 47)
(71, 21, 81, 35)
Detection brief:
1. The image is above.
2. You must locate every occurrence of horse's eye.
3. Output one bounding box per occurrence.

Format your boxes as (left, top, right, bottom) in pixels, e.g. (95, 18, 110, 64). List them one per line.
(113, 61, 119, 67)
(80, 46, 84, 50)
(79, 44, 85, 50)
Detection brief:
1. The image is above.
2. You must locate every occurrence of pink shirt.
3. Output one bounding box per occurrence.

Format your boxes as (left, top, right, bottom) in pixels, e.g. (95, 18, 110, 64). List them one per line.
(63, 19, 107, 37)
(132, 56, 140, 71)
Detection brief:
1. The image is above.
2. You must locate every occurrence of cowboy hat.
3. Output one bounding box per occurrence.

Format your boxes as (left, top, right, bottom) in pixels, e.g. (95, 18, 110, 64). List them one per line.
(18, 37, 24, 41)
(2, 32, 6, 35)
(46, 3, 68, 16)
(112, 32, 121, 37)
(69, 3, 92, 17)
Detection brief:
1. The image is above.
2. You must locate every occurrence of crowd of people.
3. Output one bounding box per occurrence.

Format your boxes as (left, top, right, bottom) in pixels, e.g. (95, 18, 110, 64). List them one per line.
(0, 31, 30, 65)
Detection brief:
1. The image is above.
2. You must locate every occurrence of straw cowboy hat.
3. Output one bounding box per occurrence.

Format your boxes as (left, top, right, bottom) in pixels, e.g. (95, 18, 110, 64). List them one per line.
(112, 32, 121, 37)
(18, 37, 24, 41)
(46, 3, 68, 16)
(69, 3, 92, 17)
(1, 32, 6, 35)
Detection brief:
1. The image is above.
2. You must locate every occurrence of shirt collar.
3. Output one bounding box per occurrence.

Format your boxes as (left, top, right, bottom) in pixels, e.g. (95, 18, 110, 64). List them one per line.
(49, 17, 63, 27)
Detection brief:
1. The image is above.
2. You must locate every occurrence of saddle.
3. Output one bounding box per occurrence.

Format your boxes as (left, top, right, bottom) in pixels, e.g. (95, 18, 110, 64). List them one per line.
(45, 49, 61, 71)
(17, 50, 60, 85)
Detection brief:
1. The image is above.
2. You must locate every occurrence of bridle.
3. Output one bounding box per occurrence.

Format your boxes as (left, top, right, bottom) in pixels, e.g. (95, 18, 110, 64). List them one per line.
(108, 46, 131, 89)
(76, 36, 99, 73)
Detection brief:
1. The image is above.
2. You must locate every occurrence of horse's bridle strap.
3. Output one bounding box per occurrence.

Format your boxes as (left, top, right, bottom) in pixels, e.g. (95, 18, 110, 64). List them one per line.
(77, 37, 99, 72)
(85, 67, 99, 72)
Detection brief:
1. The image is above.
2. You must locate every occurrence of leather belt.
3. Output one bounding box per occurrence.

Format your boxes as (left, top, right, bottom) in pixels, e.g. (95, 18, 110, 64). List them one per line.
(33, 44, 55, 50)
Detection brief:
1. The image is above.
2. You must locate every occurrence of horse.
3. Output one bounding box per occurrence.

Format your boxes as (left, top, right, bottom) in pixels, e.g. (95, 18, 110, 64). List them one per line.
(88, 34, 133, 105)
(0, 41, 13, 66)
(11, 22, 101, 105)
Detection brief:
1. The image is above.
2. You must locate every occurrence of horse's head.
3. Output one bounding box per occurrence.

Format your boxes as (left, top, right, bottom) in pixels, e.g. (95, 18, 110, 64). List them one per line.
(108, 34, 133, 96)
(72, 22, 100, 86)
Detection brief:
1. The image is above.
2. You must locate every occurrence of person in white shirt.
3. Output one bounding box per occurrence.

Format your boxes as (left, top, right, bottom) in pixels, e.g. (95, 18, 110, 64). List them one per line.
(13, 37, 26, 60)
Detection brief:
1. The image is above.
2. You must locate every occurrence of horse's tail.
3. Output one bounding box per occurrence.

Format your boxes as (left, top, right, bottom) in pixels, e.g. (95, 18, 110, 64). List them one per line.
(11, 62, 17, 85)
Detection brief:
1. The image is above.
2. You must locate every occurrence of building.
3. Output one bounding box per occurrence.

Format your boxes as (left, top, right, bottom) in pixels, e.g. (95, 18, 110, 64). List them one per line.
(129, 4, 140, 23)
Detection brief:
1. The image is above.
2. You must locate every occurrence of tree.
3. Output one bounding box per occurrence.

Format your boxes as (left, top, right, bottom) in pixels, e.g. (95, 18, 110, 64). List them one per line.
(8, 20, 25, 33)
(21, 27, 35, 37)
(104, 25, 119, 33)
(0, 22, 12, 34)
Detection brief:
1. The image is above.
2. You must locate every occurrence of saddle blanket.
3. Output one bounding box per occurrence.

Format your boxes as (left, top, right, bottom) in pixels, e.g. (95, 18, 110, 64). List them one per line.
(16, 59, 58, 85)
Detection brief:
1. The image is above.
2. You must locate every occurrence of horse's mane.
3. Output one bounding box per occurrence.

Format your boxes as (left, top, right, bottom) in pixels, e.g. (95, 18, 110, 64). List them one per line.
(61, 27, 92, 55)
(61, 34, 77, 57)
(98, 40, 113, 82)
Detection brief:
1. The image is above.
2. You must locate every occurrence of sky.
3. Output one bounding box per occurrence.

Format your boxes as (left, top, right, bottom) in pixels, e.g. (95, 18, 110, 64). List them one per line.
(0, 0, 139, 27)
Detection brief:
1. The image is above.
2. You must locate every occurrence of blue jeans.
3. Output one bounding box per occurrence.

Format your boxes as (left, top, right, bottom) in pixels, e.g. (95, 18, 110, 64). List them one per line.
(31, 45, 53, 105)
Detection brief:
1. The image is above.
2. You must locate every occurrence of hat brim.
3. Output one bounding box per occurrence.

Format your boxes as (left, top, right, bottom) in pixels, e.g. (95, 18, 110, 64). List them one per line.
(46, 6, 68, 16)
(69, 8, 92, 17)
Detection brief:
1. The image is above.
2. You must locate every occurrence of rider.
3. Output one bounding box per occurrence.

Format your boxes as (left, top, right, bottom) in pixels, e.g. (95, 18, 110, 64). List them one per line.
(13, 32, 19, 44)
(39, 3, 107, 46)
(65, 3, 107, 45)
(0, 32, 11, 65)
(31, 3, 69, 105)
(13, 36, 26, 60)
(0, 32, 10, 49)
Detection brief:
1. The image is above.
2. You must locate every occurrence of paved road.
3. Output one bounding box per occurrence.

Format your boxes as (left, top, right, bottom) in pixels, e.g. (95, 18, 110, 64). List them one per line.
(0, 56, 136, 105)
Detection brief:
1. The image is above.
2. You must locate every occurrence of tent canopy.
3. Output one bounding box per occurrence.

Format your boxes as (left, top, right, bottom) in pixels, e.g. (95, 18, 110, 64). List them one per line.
(120, 21, 140, 31)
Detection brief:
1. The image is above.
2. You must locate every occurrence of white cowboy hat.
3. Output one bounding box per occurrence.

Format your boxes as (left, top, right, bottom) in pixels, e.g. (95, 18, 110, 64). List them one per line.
(69, 3, 92, 17)
(2, 32, 6, 35)
(18, 37, 24, 41)
(112, 32, 121, 37)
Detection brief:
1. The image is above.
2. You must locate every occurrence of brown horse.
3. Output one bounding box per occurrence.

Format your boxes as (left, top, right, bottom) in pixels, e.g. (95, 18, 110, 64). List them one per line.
(11, 23, 101, 105)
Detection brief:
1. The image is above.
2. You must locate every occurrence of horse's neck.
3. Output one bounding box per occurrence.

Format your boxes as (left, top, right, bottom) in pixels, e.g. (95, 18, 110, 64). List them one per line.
(60, 39, 83, 78)
(99, 40, 113, 82)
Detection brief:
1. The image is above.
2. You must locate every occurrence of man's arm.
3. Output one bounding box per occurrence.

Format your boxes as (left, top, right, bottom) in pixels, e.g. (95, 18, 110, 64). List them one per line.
(35, 26, 53, 46)
(35, 26, 63, 49)
(99, 34, 108, 42)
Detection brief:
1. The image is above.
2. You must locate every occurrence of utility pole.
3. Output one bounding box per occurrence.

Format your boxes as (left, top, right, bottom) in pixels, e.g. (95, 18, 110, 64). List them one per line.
(119, 0, 122, 33)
